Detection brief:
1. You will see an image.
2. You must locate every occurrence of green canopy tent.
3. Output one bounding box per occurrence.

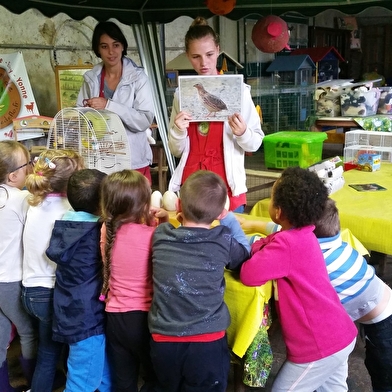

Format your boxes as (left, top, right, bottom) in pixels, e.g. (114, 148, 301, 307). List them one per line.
(1, 0, 391, 175)
(2, 0, 392, 25)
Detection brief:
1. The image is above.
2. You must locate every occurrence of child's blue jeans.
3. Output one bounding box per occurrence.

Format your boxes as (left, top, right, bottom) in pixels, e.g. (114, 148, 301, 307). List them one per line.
(22, 286, 64, 392)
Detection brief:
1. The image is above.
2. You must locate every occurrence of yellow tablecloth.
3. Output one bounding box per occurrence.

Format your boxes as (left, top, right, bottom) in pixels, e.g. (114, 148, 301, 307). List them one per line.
(329, 163, 392, 255)
(224, 270, 272, 358)
(250, 200, 369, 256)
(168, 213, 273, 358)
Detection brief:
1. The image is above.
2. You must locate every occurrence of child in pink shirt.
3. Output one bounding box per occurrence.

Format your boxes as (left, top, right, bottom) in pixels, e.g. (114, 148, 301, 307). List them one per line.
(240, 167, 357, 391)
(100, 169, 168, 391)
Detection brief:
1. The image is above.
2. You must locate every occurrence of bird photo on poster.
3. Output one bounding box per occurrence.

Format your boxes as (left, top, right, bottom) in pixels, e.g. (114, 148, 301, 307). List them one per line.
(178, 75, 243, 122)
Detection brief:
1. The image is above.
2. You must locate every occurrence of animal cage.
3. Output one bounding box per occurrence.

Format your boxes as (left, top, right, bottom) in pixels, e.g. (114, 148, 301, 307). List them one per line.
(252, 54, 316, 134)
(255, 86, 315, 133)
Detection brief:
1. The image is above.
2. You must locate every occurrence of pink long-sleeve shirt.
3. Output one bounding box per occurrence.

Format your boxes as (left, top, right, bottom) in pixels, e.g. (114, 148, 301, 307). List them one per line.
(100, 222, 154, 312)
(240, 225, 357, 364)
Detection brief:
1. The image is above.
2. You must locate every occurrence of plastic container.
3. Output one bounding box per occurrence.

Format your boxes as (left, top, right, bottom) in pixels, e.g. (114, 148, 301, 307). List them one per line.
(377, 87, 392, 114)
(340, 87, 381, 116)
(263, 131, 327, 169)
(343, 130, 392, 165)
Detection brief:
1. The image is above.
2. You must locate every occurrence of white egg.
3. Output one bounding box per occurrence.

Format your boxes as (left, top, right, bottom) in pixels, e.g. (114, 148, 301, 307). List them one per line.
(162, 190, 178, 211)
(224, 195, 230, 211)
(151, 190, 162, 208)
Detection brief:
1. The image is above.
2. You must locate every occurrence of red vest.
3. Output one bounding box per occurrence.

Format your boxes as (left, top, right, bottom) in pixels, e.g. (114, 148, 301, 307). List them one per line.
(182, 121, 245, 211)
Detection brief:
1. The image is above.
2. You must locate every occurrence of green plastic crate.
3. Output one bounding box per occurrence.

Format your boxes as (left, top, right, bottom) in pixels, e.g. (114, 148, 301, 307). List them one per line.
(264, 131, 327, 169)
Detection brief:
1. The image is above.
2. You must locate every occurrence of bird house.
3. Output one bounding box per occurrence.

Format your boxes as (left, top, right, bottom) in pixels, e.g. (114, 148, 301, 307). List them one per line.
(290, 47, 345, 83)
(266, 54, 315, 86)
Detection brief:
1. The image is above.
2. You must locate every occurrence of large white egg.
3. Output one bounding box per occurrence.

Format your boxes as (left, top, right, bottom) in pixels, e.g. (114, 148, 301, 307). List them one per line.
(151, 190, 163, 208)
(224, 195, 230, 211)
(162, 190, 178, 211)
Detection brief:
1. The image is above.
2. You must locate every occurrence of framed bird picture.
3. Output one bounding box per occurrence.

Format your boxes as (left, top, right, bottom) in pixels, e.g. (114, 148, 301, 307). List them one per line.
(178, 74, 243, 122)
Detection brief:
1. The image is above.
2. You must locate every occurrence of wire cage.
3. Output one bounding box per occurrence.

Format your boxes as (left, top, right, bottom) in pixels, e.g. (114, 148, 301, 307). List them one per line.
(252, 55, 316, 134)
(47, 107, 131, 174)
(256, 85, 315, 134)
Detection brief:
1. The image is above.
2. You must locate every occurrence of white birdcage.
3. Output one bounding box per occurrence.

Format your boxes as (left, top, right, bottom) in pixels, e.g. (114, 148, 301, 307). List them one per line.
(47, 107, 131, 174)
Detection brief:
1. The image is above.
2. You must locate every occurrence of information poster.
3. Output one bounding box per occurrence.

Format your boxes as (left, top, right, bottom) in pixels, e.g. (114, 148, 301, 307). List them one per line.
(0, 52, 39, 140)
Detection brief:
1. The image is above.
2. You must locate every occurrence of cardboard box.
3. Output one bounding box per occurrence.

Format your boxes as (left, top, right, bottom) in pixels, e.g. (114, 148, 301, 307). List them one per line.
(357, 153, 381, 171)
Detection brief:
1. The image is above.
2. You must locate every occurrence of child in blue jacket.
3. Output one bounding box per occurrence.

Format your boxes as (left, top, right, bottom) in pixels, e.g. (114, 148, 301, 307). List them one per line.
(46, 169, 111, 392)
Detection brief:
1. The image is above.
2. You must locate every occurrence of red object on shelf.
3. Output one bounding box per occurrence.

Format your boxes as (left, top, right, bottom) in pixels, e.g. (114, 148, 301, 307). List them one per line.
(344, 162, 358, 171)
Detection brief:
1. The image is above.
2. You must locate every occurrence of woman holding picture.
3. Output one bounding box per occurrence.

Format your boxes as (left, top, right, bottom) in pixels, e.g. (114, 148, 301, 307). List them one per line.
(168, 17, 264, 212)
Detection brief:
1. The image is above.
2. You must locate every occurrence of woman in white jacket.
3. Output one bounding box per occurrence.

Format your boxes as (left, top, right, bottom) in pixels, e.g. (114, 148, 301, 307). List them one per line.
(78, 21, 155, 182)
(169, 17, 264, 212)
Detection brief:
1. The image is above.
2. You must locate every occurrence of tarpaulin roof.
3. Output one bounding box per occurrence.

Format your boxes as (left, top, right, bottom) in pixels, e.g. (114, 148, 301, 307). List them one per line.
(2, 0, 392, 25)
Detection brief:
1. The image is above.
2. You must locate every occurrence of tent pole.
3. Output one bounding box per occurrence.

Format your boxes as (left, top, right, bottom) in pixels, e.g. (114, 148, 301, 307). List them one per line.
(133, 21, 176, 177)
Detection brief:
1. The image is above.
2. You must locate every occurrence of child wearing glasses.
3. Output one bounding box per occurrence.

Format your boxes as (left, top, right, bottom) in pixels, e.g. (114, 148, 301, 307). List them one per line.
(0, 141, 37, 392)
(21, 149, 84, 392)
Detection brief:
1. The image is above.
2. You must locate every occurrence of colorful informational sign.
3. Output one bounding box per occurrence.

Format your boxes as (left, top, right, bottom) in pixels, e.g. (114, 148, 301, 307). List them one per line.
(0, 52, 39, 140)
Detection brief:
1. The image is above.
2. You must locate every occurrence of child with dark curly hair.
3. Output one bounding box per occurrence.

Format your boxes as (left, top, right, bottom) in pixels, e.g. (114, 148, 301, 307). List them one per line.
(240, 166, 357, 392)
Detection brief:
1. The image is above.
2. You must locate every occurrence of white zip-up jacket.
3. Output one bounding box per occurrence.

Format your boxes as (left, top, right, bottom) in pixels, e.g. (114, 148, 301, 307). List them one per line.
(77, 57, 155, 169)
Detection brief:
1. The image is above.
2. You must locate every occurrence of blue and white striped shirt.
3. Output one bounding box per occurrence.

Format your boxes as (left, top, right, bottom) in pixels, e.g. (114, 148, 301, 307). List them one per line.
(318, 233, 384, 321)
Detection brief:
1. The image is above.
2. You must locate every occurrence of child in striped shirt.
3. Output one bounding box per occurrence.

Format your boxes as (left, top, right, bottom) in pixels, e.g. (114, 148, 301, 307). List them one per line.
(314, 198, 392, 392)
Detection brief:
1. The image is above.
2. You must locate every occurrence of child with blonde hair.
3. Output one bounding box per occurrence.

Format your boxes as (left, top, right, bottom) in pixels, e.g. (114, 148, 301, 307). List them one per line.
(100, 169, 168, 391)
(22, 149, 84, 392)
(0, 141, 37, 392)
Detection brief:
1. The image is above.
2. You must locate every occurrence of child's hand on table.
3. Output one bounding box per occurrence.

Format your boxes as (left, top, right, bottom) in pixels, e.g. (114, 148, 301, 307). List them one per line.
(235, 215, 258, 233)
(150, 207, 169, 223)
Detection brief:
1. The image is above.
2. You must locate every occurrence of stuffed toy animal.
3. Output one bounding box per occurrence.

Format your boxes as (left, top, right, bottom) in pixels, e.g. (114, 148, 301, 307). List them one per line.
(377, 89, 392, 114)
(316, 97, 341, 117)
(341, 87, 380, 116)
